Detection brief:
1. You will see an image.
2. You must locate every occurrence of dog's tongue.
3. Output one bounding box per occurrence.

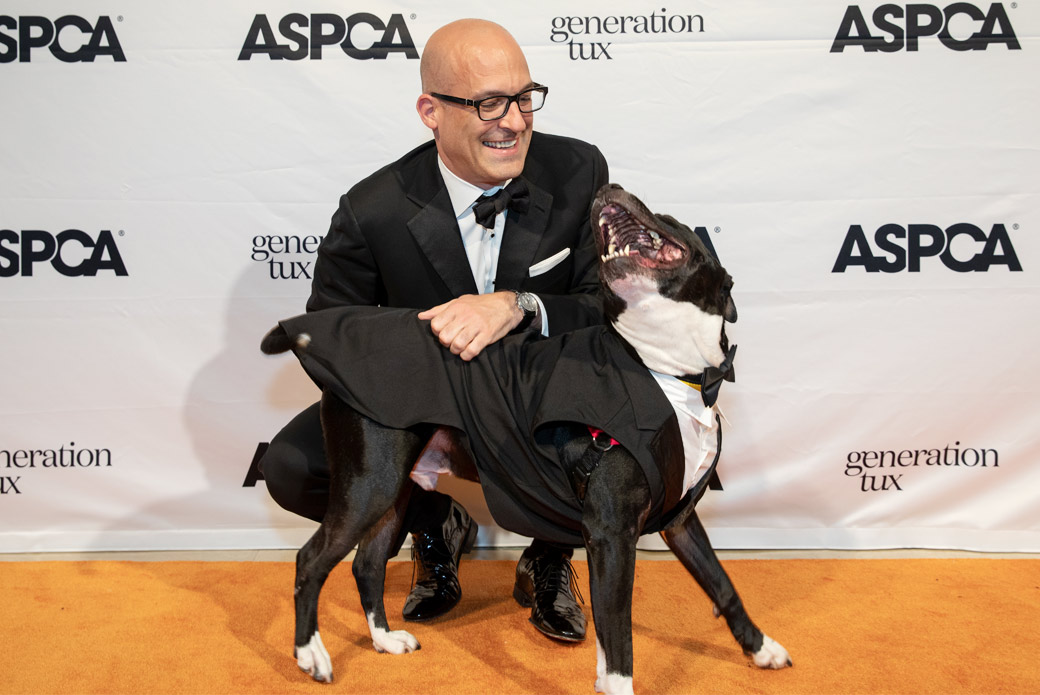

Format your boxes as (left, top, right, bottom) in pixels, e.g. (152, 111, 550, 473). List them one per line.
(654, 245, 684, 264)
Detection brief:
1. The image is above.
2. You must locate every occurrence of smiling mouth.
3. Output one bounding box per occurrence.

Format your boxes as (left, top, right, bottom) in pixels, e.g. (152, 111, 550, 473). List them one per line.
(483, 139, 517, 149)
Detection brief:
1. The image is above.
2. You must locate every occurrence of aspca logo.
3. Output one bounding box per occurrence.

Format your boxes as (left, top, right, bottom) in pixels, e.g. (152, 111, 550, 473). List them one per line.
(239, 13, 418, 60)
(0, 15, 126, 63)
(844, 441, 998, 492)
(831, 3, 1020, 52)
(0, 230, 128, 277)
(832, 223, 1022, 273)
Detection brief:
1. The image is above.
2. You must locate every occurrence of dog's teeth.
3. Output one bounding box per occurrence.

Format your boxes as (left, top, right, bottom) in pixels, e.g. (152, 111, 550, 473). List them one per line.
(624, 244, 631, 256)
(608, 243, 616, 255)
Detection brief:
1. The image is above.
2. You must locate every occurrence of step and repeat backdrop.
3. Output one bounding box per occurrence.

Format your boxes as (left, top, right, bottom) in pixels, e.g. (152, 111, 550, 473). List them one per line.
(2, 1, 1037, 552)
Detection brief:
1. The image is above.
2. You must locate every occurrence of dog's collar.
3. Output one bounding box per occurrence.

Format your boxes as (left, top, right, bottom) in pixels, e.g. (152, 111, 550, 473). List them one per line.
(609, 322, 737, 409)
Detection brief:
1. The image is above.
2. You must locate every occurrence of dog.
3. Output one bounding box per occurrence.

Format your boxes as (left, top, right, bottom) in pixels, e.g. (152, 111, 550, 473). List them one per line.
(261, 184, 791, 694)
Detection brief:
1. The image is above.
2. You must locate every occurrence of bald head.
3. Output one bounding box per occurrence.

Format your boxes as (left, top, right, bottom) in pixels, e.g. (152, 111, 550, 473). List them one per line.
(420, 19, 529, 95)
(415, 19, 537, 188)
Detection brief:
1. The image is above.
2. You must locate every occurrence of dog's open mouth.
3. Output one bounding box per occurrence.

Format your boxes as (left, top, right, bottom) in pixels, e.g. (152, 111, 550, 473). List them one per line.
(597, 202, 687, 270)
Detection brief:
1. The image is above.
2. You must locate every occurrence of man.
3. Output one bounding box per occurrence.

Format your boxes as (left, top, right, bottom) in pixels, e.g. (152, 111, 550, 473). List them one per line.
(261, 18, 608, 643)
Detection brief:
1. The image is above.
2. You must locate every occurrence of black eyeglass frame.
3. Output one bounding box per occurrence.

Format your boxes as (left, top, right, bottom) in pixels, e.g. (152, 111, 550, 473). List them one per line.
(429, 84, 549, 121)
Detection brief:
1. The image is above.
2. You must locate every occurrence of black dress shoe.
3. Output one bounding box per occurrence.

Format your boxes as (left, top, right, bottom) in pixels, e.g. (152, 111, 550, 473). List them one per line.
(512, 545, 586, 642)
(402, 501, 477, 621)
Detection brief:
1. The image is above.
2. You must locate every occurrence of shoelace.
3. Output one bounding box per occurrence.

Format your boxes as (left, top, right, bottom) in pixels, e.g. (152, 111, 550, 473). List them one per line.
(409, 534, 459, 588)
(534, 555, 585, 606)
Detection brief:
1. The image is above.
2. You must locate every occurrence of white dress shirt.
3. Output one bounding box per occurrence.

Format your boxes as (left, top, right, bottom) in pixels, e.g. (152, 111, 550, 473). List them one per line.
(437, 157, 548, 335)
(648, 369, 721, 496)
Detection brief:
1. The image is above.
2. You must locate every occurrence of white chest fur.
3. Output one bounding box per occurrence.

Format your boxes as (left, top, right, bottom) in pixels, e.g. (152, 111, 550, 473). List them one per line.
(608, 274, 725, 375)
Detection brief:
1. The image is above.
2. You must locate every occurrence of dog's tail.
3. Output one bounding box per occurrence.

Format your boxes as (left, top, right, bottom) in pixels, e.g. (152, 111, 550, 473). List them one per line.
(260, 325, 311, 355)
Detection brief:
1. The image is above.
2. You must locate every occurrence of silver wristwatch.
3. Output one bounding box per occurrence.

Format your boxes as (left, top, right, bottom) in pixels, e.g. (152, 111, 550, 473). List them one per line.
(514, 290, 538, 328)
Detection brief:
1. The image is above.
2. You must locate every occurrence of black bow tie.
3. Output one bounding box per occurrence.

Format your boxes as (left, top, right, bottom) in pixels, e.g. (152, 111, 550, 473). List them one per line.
(472, 179, 530, 229)
(679, 343, 737, 408)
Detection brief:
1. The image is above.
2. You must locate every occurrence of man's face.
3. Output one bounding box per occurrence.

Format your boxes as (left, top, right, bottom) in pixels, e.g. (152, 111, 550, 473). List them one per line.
(429, 47, 535, 189)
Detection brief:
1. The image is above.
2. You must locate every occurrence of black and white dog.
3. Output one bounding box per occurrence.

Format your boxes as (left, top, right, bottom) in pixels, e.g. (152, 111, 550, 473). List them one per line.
(261, 184, 791, 694)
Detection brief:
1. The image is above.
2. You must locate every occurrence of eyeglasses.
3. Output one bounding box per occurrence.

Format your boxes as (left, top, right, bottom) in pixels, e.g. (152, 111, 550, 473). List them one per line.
(430, 84, 548, 121)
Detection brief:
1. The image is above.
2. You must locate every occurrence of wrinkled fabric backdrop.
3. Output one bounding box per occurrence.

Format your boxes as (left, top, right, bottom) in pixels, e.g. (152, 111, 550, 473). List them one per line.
(2, 1, 1037, 552)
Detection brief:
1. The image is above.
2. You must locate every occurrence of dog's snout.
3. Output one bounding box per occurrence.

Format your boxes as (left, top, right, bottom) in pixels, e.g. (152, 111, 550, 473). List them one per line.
(724, 296, 738, 323)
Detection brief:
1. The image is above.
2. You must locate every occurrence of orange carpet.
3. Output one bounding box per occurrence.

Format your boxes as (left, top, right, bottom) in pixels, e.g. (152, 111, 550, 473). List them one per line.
(1, 559, 1037, 695)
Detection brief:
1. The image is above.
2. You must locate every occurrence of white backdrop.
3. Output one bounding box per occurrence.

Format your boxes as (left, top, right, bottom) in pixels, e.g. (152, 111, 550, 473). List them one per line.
(1, 1, 1037, 552)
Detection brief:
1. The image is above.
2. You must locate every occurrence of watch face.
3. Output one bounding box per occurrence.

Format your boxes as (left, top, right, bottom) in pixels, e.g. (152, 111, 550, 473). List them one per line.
(518, 292, 538, 313)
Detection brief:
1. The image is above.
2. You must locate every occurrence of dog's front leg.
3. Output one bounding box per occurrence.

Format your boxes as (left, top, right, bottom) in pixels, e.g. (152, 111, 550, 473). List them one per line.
(661, 510, 791, 669)
(581, 447, 652, 695)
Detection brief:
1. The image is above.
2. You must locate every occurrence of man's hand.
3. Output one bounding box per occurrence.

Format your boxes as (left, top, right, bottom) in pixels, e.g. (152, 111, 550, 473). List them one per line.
(418, 291, 523, 361)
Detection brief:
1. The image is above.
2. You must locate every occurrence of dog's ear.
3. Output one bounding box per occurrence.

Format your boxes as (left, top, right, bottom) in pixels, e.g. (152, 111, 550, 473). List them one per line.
(261, 325, 297, 355)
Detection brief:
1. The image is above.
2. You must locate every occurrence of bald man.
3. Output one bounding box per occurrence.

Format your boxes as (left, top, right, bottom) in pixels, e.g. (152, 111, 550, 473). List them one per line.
(261, 19, 608, 643)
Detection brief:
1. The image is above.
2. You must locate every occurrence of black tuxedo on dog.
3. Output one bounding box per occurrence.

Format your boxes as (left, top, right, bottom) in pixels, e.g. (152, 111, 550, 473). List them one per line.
(261, 131, 609, 629)
(275, 309, 717, 546)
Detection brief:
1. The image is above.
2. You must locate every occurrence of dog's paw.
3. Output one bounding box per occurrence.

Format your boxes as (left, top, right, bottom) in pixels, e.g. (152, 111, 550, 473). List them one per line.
(595, 673, 635, 695)
(371, 628, 420, 655)
(751, 635, 792, 669)
(295, 631, 333, 683)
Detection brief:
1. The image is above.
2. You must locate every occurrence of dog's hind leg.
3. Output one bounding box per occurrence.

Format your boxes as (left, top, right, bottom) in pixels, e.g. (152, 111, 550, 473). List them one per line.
(352, 486, 421, 655)
(293, 393, 429, 682)
(580, 446, 652, 695)
(660, 511, 792, 669)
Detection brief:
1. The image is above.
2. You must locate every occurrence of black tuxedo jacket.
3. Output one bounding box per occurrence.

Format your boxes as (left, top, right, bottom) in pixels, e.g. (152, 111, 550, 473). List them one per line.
(307, 132, 609, 335)
(278, 307, 706, 546)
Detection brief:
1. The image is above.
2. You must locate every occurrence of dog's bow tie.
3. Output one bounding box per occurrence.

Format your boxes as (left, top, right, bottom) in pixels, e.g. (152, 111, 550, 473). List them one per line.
(679, 343, 737, 408)
(473, 179, 530, 229)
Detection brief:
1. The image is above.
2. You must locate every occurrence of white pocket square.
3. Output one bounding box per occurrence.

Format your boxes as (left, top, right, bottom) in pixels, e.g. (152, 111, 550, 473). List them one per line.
(528, 248, 571, 277)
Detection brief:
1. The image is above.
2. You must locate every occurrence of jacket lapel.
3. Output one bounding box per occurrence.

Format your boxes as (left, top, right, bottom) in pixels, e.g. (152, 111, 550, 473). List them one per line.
(401, 149, 479, 298)
(495, 174, 553, 291)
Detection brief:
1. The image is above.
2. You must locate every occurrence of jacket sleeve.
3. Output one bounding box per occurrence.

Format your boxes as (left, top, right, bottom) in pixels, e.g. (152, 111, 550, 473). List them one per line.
(306, 192, 383, 313)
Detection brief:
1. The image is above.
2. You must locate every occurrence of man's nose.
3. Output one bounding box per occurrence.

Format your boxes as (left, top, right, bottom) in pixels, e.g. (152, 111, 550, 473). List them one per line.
(498, 99, 528, 131)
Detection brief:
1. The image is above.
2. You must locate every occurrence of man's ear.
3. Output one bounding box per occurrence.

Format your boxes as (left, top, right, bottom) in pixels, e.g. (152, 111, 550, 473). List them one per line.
(416, 94, 438, 130)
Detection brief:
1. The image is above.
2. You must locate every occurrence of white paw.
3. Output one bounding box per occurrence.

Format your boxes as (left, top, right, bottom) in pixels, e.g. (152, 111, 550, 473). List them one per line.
(751, 635, 792, 669)
(296, 631, 333, 683)
(595, 673, 634, 695)
(371, 628, 420, 654)
(595, 638, 607, 682)
(366, 614, 420, 654)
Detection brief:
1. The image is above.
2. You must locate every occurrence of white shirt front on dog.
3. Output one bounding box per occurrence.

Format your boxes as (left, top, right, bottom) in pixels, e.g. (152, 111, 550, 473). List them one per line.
(648, 370, 721, 496)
